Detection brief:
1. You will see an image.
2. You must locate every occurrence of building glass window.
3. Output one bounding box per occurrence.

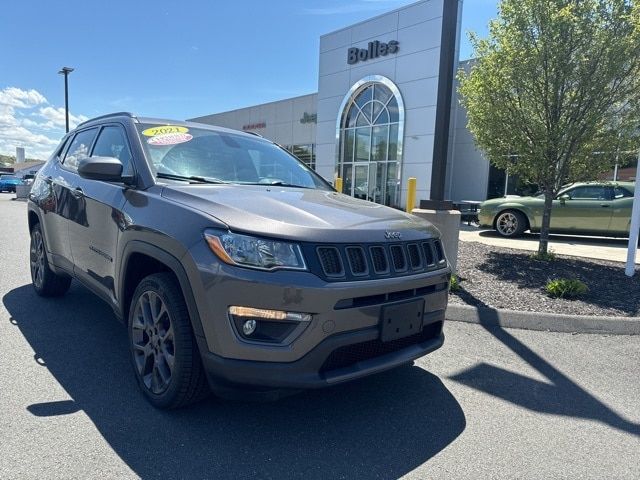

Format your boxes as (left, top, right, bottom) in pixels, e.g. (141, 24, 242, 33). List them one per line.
(286, 144, 315, 170)
(337, 78, 404, 208)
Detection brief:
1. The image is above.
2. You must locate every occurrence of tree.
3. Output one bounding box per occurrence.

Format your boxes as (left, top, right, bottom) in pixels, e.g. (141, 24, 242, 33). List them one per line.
(459, 0, 640, 254)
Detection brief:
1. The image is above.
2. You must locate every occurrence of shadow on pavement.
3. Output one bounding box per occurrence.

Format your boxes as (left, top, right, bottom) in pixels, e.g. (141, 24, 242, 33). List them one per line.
(4, 283, 465, 479)
(451, 292, 640, 436)
(474, 250, 640, 315)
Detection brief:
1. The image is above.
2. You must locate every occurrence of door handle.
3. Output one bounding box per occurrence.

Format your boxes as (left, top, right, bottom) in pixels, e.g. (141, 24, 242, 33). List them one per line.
(72, 187, 84, 198)
(600, 204, 610, 208)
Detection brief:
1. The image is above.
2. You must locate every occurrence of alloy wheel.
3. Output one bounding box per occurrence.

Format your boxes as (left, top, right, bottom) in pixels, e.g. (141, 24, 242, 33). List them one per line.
(131, 291, 175, 395)
(30, 230, 45, 289)
(496, 212, 519, 236)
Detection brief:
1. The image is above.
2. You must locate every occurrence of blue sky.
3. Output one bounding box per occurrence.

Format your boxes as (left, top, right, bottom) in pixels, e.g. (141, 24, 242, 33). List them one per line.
(0, 0, 497, 158)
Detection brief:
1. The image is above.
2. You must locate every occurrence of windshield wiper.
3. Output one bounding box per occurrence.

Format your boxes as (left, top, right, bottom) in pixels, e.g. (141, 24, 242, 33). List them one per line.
(241, 181, 313, 189)
(156, 172, 227, 184)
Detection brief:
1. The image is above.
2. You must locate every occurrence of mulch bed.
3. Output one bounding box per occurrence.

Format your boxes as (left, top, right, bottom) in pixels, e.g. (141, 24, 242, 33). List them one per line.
(450, 241, 640, 317)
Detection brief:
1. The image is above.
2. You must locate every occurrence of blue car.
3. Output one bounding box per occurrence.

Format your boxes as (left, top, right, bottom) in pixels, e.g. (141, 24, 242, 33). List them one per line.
(0, 175, 23, 193)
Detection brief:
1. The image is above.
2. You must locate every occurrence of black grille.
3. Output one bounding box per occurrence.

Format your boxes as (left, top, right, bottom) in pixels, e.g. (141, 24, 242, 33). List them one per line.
(317, 247, 343, 276)
(370, 246, 389, 273)
(407, 244, 421, 269)
(310, 240, 446, 282)
(320, 321, 443, 373)
(346, 247, 368, 275)
(422, 242, 435, 265)
(433, 240, 445, 263)
(390, 245, 407, 272)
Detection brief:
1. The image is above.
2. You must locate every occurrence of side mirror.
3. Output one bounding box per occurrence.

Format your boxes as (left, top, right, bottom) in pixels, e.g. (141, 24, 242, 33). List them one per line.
(559, 194, 570, 204)
(77, 156, 123, 182)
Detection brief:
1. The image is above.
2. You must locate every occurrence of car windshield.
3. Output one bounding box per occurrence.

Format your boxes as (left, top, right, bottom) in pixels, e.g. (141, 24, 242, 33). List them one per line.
(136, 123, 331, 190)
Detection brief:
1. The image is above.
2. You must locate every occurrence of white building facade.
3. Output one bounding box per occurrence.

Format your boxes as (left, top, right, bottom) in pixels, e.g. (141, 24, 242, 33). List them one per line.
(190, 0, 496, 208)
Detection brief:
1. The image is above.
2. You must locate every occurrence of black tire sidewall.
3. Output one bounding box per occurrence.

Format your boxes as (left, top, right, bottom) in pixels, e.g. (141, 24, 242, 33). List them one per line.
(127, 274, 197, 409)
(30, 224, 69, 296)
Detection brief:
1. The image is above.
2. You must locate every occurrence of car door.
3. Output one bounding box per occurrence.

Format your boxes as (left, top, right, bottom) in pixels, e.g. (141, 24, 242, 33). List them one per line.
(550, 185, 614, 234)
(43, 129, 99, 270)
(31, 138, 72, 269)
(67, 124, 134, 304)
(608, 185, 634, 236)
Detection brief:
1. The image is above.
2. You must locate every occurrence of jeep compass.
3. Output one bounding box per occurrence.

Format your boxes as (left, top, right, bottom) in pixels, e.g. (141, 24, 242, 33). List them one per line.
(28, 112, 450, 408)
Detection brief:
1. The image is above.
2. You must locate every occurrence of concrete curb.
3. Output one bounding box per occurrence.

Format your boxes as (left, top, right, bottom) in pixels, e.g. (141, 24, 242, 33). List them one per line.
(446, 303, 640, 335)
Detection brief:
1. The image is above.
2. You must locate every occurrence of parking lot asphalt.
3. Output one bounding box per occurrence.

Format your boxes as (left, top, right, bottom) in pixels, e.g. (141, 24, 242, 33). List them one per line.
(460, 224, 639, 264)
(1, 193, 639, 480)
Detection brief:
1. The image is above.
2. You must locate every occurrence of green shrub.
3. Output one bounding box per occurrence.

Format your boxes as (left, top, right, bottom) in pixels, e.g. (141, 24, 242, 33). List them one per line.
(545, 278, 588, 299)
(449, 274, 462, 292)
(530, 250, 556, 262)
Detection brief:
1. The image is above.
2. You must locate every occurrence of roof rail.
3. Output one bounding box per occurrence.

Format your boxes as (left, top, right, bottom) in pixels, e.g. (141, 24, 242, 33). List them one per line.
(77, 112, 135, 128)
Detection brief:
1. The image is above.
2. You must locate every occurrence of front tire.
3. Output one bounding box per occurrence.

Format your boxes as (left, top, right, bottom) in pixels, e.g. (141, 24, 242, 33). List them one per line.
(128, 272, 209, 409)
(495, 210, 527, 237)
(30, 223, 71, 297)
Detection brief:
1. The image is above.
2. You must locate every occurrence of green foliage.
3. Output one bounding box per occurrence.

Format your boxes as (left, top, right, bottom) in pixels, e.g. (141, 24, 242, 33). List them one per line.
(458, 0, 640, 253)
(530, 250, 556, 262)
(545, 278, 589, 299)
(449, 274, 462, 292)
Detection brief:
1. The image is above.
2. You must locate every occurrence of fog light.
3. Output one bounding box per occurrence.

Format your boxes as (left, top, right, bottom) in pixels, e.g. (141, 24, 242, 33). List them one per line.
(242, 319, 257, 336)
(228, 306, 312, 323)
(228, 306, 312, 343)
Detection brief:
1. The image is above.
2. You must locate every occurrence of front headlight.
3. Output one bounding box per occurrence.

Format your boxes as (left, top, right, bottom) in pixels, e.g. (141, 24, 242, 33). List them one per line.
(204, 230, 307, 271)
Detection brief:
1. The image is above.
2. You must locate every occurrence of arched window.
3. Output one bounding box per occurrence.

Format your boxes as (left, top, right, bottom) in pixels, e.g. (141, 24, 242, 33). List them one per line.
(337, 76, 404, 207)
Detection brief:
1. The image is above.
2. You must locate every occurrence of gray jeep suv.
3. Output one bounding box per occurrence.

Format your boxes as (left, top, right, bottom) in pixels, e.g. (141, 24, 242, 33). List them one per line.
(28, 112, 450, 408)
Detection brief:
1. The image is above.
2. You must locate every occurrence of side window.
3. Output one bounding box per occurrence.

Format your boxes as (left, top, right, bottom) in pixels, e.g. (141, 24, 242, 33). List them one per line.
(567, 186, 608, 200)
(613, 186, 632, 199)
(63, 128, 98, 171)
(92, 126, 134, 176)
(54, 137, 69, 160)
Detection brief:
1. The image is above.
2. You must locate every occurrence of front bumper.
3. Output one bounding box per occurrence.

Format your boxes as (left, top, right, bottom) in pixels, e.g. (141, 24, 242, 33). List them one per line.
(185, 241, 450, 388)
(199, 313, 445, 389)
(478, 209, 495, 228)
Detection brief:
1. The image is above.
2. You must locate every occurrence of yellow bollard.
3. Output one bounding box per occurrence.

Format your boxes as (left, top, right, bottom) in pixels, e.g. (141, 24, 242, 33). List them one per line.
(406, 177, 417, 213)
(335, 177, 343, 193)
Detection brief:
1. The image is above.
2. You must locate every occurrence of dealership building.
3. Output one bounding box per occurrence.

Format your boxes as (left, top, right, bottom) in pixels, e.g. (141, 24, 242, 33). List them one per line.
(190, 0, 497, 209)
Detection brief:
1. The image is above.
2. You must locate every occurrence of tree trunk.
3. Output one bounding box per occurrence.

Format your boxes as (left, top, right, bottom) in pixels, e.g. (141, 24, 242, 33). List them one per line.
(538, 190, 554, 255)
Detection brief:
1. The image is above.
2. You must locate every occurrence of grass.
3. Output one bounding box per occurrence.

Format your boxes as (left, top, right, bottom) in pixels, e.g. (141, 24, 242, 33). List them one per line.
(530, 250, 557, 262)
(449, 274, 463, 292)
(545, 278, 588, 299)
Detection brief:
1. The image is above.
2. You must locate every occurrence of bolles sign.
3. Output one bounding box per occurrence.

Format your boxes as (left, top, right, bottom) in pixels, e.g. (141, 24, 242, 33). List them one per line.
(347, 40, 399, 65)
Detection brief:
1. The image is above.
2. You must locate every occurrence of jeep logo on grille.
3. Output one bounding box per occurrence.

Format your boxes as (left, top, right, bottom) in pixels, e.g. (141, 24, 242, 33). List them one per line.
(384, 231, 402, 240)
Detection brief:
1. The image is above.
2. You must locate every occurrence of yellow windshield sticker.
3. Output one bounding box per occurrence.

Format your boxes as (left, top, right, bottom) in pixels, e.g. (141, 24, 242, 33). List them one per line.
(142, 125, 189, 137)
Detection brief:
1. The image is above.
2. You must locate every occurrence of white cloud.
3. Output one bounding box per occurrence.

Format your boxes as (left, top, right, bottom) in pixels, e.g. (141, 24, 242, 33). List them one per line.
(0, 86, 86, 160)
(0, 87, 47, 109)
(38, 106, 88, 129)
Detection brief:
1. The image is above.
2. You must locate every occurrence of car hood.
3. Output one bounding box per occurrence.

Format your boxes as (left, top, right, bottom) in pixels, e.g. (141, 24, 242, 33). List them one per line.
(161, 185, 439, 243)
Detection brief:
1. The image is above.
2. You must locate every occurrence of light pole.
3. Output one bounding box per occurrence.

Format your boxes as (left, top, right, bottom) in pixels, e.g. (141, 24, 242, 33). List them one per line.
(58, 67, 74, 133)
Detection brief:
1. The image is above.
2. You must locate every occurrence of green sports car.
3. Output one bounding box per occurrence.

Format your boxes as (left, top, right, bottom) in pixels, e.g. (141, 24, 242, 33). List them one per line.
(479, 182, 637, 238)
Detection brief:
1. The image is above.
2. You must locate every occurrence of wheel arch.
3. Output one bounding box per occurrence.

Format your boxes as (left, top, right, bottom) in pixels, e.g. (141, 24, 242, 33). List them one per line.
(27, 209, 40, 232)
(118, 241, 205, 338)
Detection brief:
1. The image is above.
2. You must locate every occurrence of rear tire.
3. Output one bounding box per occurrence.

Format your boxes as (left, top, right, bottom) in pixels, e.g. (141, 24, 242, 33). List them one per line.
(128, 272, 209, 409)
(495, 210, 527, 238)
(30, 223, 72, 297)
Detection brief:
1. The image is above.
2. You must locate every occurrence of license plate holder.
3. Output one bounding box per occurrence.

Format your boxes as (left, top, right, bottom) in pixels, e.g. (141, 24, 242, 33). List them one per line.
(380, 299, 425, 342)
